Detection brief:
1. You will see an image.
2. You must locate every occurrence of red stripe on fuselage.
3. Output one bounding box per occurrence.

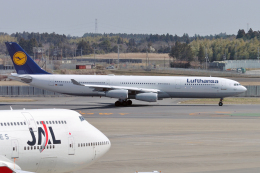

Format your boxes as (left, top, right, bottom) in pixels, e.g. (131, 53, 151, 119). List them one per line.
(41, 121, 49, 152)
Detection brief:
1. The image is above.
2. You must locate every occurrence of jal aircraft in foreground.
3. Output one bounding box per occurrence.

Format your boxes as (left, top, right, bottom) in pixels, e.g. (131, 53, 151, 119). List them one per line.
(6, 42, 247, 106)
(0, 108, 110, 173)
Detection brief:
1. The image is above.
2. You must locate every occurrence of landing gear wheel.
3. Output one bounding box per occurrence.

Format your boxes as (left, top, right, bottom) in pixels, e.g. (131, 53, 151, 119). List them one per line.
(122, 101, 127, 106)
(219, 98, 223, 106)
(127, 100, 132, 106)
(115, 101, 121, 106)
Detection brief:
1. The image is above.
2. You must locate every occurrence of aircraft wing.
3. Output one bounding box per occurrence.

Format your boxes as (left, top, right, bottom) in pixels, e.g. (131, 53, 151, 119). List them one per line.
(71, 79, 160, 93)
(0, 155, 35, 173)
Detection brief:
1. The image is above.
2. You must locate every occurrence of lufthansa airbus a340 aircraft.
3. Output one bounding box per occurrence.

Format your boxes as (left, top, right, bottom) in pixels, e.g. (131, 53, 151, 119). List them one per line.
(0, 108, 110, 173)
(5, 42, 247, 106)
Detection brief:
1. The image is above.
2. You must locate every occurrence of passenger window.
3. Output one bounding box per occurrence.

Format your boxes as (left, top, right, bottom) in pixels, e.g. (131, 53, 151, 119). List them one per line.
(52, 121, 55, 124)
(0, 123, 2, 126)
(34, 146, 36, 150)
(64, 121, 67, 124)
(27, 146, 29, 150)
(37, 146, 39, 149)
(61, 121, 64, 124)
(7, 123, 9, 126)
(55, 121, 58, 124)
(14, 122, 16, 125)
(37, 121, 39, 125)
(58, 121, 61, 124)
(50, 145, 52, 149)
(10, 123, 13, 126)
(24, 147, 26, 150)
(49, 121, 51, 124)
(4, 123, 6, 126)
(78, 144, 80, 147)
(53, 145, 55, 149)
(46, 121, 48, 124)
(24, 122, 26, 125)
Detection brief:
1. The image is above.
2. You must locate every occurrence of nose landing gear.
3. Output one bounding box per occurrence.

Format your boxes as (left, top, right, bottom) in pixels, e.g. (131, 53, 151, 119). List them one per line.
(219, 98, 223, 106)
(115, 99, 132, 107)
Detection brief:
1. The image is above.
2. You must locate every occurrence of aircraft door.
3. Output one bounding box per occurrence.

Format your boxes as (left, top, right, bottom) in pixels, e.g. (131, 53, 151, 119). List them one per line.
(68, 137, 75, 155)
(221, 81, 227, 90)
(22, 112, 37, 132)
(92, 142, 96, 160)
(49, 77, 54, 86)
(106, 79, 110, 85)
(11, 139, 19, 158)
(175, 79, 181, 89)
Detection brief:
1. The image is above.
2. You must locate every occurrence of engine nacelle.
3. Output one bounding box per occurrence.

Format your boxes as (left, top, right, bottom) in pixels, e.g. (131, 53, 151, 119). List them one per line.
(105, 90, 128, 99)
(135, 93, 157, 102)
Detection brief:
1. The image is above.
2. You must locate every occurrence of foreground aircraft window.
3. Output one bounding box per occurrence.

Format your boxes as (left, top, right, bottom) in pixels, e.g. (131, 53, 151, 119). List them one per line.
(11, 123, 13, 126)
(14, 122, 16, 125)
(27, 146, 29, 150)
(0, 123, 2, 126)
(64, 121, 67, 124)
(37, 121, 39, 125)
(4, 123, 6, 126)
(50, 145, 52, 149)
(47, 146, 49, 149)
(46, 121, 48, 124)
(24, 147, 26, 150)
(52, 121, 55, 124)
(55, 121, 58, 124)
(34, 146, 36, 150)
(31, 146, 33, 150)
(70, 144, 72, 148)
(24, 122, 26, 125)
(7, 123, 9, 126)
(49, 121, 51, 124)
(37, 146, 39, 149)
(78, 144, 80, 147)
(58, 121, 61, 124)
(53, 145, 55, 148)
(61, 121, 64, 124)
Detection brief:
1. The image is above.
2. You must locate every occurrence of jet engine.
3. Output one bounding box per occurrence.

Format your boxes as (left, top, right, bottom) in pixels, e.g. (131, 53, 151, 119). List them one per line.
(106, 90, 128, 99)
(135, 93, 157, 102)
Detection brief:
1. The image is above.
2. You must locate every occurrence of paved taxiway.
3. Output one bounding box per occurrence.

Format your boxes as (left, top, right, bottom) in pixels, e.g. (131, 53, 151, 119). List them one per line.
(1, 97, 260, 173)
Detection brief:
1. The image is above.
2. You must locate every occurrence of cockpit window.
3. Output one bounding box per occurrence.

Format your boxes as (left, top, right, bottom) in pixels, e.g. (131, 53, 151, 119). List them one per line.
(234, 83, 241, 86)
(79, 116, 85, 122)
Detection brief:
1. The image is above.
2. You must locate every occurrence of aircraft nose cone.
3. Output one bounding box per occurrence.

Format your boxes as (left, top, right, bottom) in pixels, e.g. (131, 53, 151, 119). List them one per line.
(242, 86, 247, 92)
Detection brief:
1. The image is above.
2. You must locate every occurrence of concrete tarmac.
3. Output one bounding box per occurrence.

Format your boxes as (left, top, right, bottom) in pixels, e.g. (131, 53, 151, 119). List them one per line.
(1, 97, 260, 173)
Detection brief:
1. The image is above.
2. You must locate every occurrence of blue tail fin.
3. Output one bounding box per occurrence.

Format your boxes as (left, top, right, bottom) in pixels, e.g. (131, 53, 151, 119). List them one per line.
(5, 42, 50, 74)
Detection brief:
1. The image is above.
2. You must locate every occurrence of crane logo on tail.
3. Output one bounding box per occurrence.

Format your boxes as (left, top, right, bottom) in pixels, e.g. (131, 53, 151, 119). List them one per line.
(13, 51, 27, 66)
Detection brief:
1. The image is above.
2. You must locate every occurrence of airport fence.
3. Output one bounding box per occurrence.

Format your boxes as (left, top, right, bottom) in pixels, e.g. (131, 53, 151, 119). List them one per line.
(0, 85, 257, 97)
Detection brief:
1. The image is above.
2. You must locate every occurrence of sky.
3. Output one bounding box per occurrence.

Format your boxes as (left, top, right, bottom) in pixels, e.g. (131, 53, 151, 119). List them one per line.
(1, 0, 260, 37)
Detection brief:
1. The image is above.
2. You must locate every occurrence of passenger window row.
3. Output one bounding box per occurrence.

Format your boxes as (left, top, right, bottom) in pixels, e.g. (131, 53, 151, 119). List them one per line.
(121, 82, 156, 85)
(158, 83, 170, 85)
(55, 81, 71, 83)
(24, 145, 55, 150)
(1, 122, 26, 126)
(77, 141, 109, 147)
(36, 120, 67, 125)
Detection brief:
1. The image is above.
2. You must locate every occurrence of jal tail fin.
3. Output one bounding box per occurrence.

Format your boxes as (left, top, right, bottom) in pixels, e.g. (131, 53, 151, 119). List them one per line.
(5, 42, 50, 74)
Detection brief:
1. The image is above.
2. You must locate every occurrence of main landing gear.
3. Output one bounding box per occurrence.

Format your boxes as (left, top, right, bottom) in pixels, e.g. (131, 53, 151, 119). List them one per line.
(219, 98, 223, 106)
(115, 99, 132, 107)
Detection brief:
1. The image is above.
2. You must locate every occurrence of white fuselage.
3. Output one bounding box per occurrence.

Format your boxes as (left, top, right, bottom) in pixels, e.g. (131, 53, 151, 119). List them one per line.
(0, 109, 110, 173)
(11, 74, 247, 99)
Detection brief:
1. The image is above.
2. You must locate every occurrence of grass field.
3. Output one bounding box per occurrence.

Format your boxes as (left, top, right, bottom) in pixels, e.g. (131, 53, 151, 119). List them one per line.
(0, 97, 34, 102)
